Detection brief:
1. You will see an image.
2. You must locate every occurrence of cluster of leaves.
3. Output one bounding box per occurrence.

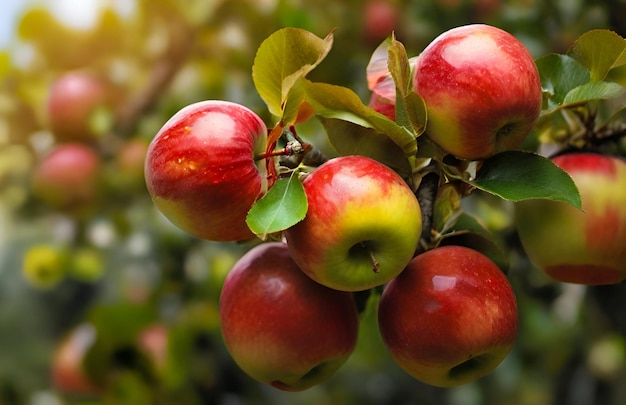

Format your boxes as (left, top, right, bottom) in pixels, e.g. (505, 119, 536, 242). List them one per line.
(243, 27, 626, 268)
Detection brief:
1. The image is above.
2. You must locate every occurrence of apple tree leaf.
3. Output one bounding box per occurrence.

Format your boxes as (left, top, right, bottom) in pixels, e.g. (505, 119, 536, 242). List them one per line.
(563, 80, 626, 105)
(535, 54, 590, 110)
(438, 212, 510, 272)
(567, 29, 626, 82)
(388, 37, 427, 136)
(302, 79, 417, 170)
(246, 172, 308, 238)
(471, 150, 582, 209)
(252, 27, 334, 117)
(317, 117, 413, 183)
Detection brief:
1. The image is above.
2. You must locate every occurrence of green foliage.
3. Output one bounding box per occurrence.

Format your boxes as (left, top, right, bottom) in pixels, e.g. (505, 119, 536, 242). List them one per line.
(246, 171, 308, 239)
(471, 151, 582, 208)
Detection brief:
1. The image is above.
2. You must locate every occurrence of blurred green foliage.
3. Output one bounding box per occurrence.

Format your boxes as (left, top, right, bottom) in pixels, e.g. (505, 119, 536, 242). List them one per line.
(1, 0, 626, 404)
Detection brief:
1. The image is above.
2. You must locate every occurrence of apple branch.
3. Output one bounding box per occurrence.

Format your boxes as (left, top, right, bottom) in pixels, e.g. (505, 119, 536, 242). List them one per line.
(415, 171, 440, 253)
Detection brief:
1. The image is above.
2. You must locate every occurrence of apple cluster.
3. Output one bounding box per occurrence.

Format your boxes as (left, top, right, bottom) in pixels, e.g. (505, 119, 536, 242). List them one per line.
(143, 23, 530, 389)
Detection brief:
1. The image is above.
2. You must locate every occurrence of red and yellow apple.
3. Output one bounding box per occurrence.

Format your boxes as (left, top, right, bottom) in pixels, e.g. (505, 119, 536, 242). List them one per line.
(378, 245, 518, 387)
(516, 153, 626, 285)
(31, 143, 102, 215)
(285, 155, 422, 292)
(144, 100, 267, 242)
(414, 24, 542, 160)
(219, 242, 359, 391)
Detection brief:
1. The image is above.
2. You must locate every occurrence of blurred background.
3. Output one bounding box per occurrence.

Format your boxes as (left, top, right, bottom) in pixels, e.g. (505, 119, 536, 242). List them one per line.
(1, 0, 626, 404)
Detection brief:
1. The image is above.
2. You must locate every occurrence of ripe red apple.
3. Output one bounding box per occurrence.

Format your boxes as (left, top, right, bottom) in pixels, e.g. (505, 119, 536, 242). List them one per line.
(378, 245, 518, 387)
(51, 323, 100, 395)
(285, 155, 422, 292)
(144, 100, 267, 242)
(219, 242, 359, 391)
(31, 143, 102, 214)
(516, 153, 626, 285)
(46, 70, 116, 142)
(414, 24, 542, 160)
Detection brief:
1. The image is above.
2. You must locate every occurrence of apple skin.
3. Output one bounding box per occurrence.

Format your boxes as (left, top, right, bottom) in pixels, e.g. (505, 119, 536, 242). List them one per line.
(31, 143, 102, 214)
(219, 242, 359, 391)
(378, 245, 518, 387)
(414, 24, 542, 160)
(516, 153, 626, 285)
(51, 323, 100, 395)
(144, 100, 267, 242)
(284, 155, 422, 292)
(46, 71, 115, 142)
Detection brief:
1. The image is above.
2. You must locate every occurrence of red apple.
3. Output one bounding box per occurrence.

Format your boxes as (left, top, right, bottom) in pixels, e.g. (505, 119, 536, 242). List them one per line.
(285, 155, 422, 292)
(363, 0, 399, 44)
(46, 70, 116, 142)
(414, 24, 542, 160)
(516, 153, 626, 285)
(378, 245, 518, 387)
(219, 242, 359, 391)
(144, 100, 267, 242)
(51, 323, 100, 395)
(31, 143, 102, 214)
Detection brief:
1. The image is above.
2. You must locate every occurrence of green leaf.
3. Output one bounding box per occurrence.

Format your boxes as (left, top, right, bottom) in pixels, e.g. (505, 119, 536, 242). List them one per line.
(252, 28, 334, 117)
(567, 29, 626, 82)
(317, 117, 413, 182)
(246, 172, 308, 238)
(388, 36, 413, 96)
(471, 150, 582, 209)
(387, 37, 427, 136)
(302, 79, 417, 170)
(563, 80, 626, 105)
(535, 54, 590, 110)
(439, 212, 509, 272)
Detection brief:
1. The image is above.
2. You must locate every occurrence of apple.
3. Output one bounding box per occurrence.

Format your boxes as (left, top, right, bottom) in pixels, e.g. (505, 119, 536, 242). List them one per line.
(31, 143, 102, 215)
(144, 100, 267, 242)
(378, 245, 518, 387)
(515, 153, 626, 285)
(363, 0, 399, 44)
(414, 24, 542, 160)
(46, 70, 116, 142)
(284, 155, 422, 292)
(51, 323, 100, 395)
(219, 242, 359, 391)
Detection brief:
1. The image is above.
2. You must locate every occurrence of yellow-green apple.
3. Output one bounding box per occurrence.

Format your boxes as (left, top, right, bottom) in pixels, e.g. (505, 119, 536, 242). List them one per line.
(31, 143, 102, 215)
(51, 323, 100, 395)
(219, 242, 359, 391)
(284, 155, 422, 292)
(378, 245, 518, 387)
(414, 24, 542, 160)
(144, 100, 267, 242)
(46, 70, 117, 142)
(516, 153, 626, 285)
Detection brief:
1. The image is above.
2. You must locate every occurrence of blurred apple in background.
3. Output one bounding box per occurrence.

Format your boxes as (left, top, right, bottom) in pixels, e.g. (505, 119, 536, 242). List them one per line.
(378, 245, 518, 387)
(414, 24, 542, 160)
(285, 155, 422, 292)
(516, 153, 626, 285)
(144, 100, 267, 242)
(219, 242, 360, 391)
(46, 70, 117, 143)
(31, 143, 102, 216)
(51, 323, 100, 395)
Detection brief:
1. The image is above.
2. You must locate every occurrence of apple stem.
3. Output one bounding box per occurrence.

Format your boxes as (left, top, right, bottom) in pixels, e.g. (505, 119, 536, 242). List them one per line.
(361, 242, 380, 273)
